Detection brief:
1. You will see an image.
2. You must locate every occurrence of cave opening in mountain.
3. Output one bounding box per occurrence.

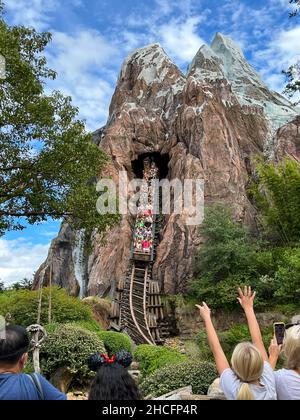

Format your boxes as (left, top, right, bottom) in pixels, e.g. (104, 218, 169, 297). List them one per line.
(132, 152, 170, 180)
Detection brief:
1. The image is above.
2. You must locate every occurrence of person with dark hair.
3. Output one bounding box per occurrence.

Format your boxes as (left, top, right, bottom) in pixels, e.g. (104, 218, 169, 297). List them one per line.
(0, 325, 67, 400)
(88, 350, 142, 400)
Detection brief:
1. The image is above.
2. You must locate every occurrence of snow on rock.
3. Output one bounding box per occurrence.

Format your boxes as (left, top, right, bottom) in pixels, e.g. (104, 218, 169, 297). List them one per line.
(189, 32, 299, 134)
(137, 90, 144, 100)
(188, 44, 224, 81)
(119, 43, 179, 86)
(211, 32, 264, 88)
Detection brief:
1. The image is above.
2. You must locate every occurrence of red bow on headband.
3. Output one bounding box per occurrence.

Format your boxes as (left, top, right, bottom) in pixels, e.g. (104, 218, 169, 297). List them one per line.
(102, 354, 116, 364)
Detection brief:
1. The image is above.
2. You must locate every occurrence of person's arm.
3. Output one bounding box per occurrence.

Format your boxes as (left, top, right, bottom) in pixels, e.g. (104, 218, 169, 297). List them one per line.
(268, 337, 282, 370)
(196, 302, 230, 375)
(237, 286, 269, 362)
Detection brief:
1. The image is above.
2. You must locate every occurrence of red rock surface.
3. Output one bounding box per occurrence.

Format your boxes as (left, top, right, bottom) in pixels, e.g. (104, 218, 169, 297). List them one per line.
(34, 36, 300, 297)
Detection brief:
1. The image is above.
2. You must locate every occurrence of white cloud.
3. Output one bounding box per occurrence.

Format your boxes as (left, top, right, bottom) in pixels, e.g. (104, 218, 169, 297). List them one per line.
(48, 30, 117, 80)
(263, 73, 286, 92)
(154, 0, 196, 16)
(45, 30, 118, 129)
(121, 30, 150, 53)
(6, 2, 116, 130)
(254, 25, 300, 93)
(6, 0, 208, 130)
(203, 0, 300, 98)
(0, 239, 50, 286)
(6, 0, 298, 130)
(276, 26, 300, 63)
(116, 0, 209, 66)
(157, 17, 205, 63)
(154, 0, 174, 16)
(6, 0, 58, 30)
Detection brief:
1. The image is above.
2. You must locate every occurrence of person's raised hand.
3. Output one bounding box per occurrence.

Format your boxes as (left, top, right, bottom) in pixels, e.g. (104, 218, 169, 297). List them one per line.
(269, 336, 282, 360)
(196, 302, 211, 322)
(237, 286, 256, 312)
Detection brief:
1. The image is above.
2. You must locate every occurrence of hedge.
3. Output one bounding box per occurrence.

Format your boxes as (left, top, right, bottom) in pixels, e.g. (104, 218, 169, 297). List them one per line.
(134, 344, 187, 376)
(40, 324, 105, 382)
(0, 287, 94, 326)
(140, 360, 218, 397)
(97, 331, 132, 357)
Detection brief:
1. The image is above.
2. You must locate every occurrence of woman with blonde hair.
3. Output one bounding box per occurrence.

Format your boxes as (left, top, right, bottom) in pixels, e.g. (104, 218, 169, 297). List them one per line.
(196, 287, 277, 400)
(269, 324, 300, 400)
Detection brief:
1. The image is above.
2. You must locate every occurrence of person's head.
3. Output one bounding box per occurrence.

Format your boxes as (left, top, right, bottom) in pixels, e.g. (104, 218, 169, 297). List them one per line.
(283, 325, 300, 371)
(87, 351, 142, 401)
(0, 326, 30, 373)
(231, 342, 264, 400)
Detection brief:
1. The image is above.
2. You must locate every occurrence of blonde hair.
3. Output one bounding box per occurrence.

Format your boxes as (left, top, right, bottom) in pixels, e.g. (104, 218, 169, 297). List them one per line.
(283, 325, 300, 371)
(231, 342, 264, 400)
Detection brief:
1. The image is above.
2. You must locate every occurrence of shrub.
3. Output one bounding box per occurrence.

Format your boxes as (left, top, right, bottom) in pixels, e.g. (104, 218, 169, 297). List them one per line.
(44, 323, 61, 335)
(40, 324, 105, 383)
(274, 248, 300, 301)
(189, 275, 250, 310)
(254, 275, 277, 305)
(196, 330, 214, 361)
(250, 158, 300, 244)
(218, 324, 274, 360)
(194, 204, 261, 283)
(140, 361, 217, 397)
(134, 345, 187, 376)
(0, 287, 94, 326)
(98, 331, 132, 357)
(23, 358, 34, 375)
(70, 320, 102, 334)
(45, 319, 102, 335)
(187, 204, 300, 310)
(221, 324, 251, 357)
(197, 325, 252, 362)
(188, 205, 274, 310)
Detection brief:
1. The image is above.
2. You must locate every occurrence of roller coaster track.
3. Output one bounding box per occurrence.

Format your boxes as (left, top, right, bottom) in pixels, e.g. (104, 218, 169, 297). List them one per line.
(128, 265, 154, 345)
(110, 213, 165, 345)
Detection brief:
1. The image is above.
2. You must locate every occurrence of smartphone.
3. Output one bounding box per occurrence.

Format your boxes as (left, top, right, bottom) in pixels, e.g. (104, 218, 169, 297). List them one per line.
(274, 322, 285, 345)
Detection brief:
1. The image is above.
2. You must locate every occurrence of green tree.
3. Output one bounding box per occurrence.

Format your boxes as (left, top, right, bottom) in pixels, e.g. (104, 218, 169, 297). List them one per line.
(0, 3, 118, 236)
(283, 64, 300, 105)
(283, 1, 300, 103)
(188, 205, 278, 309)
(274, 248, 300, 301)
(250, 158, 300, 244)
(193, 204, 261, 283)
(10, 278, 33, 290)
(0, 281, 4, 292)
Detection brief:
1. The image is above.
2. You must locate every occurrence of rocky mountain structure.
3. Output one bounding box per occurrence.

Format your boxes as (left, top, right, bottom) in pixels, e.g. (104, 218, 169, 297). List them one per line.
(34, 33, 300, 299)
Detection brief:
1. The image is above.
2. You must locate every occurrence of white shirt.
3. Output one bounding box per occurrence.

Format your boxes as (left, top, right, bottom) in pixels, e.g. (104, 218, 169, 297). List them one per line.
(220, 362, 277, 400)
(275, 369, 300, 400)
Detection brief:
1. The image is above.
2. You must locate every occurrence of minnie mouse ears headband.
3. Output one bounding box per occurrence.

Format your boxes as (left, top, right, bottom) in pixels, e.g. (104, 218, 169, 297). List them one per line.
(87, 350, 133, 372)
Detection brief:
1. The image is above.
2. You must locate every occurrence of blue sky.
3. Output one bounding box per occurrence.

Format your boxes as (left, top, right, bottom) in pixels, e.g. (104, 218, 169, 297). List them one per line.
(1, 0, 300, 285)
